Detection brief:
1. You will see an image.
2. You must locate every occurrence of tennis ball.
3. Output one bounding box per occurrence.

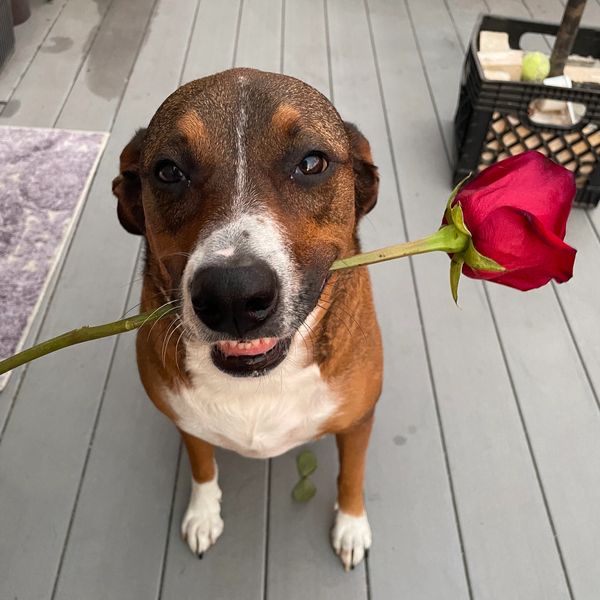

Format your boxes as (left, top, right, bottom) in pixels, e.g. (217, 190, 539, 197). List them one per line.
(521, 51, 550, 82)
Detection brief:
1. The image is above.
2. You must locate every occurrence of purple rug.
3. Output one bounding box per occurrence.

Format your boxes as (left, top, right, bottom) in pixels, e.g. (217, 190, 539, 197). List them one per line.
(0, 126, 108, 390)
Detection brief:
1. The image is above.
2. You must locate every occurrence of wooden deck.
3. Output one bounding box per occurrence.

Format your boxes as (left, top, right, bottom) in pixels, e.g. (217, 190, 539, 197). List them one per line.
(1, 0, 600, 598)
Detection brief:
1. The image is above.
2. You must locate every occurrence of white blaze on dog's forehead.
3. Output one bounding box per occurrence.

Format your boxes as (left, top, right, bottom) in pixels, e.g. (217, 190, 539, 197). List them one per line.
(214, 247, 234, 257)
(235, 75, 249, 208)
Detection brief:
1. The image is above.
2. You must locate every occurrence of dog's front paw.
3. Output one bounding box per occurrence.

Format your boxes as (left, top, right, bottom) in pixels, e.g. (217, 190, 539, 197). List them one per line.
(181, 476, 224, 557)
(331, 509, 372, 571)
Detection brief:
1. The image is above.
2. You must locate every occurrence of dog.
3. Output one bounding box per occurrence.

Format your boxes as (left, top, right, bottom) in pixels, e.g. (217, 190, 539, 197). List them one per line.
(112, 68, 383, 571)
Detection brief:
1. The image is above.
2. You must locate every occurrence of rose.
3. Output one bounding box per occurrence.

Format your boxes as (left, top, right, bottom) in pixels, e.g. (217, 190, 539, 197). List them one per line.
(446, 151, 577, 295)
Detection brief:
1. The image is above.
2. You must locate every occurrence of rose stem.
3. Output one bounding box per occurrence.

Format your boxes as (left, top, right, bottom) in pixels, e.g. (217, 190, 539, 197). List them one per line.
(0, 225, 469, 375)
(0, 305, 175, 376)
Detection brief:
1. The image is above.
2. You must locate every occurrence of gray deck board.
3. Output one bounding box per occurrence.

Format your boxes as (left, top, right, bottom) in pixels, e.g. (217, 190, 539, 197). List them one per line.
(235, 0, 282, 72)
(1, 0, 600, 598)
(180, 0, 241, 84)
(55, 0, 158, 131)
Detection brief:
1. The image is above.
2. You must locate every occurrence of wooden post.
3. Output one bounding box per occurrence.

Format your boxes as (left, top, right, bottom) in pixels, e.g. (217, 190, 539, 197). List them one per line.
(549, 0, 587, 77)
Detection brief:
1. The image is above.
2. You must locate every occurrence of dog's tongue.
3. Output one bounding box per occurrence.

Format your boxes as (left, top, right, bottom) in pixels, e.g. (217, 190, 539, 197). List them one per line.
(217, 338, 279, 357)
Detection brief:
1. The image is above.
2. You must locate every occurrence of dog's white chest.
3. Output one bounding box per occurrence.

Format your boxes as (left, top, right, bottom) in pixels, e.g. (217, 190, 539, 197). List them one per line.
(165, 343, 338, 458)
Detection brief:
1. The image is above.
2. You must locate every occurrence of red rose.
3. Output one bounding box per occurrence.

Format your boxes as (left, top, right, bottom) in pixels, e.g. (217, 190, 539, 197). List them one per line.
(451, 151, 577, 291)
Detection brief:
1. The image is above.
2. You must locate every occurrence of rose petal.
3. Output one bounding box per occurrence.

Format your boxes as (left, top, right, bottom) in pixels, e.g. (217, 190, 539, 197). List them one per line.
(463, 206, 576, 291)
(456, 151, 575, 238)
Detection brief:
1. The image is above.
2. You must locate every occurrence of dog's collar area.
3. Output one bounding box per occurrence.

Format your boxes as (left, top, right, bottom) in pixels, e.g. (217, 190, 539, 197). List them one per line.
(210, 336, 292, 377)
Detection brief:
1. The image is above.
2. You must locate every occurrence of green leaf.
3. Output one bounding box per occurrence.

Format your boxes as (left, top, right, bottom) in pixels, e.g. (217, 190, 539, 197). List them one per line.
(296, 450, 318, 477)
(450, 257, 464, 304)
(463, 241, 506, 272)
(292, 477, 317, 502)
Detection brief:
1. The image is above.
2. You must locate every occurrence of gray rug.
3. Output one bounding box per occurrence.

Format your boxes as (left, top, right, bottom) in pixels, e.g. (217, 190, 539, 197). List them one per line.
(0, 126, 108, 390)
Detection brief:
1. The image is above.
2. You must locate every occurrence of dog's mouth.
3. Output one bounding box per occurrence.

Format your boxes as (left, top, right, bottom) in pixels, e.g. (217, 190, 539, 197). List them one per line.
(210, 336, 292, 376)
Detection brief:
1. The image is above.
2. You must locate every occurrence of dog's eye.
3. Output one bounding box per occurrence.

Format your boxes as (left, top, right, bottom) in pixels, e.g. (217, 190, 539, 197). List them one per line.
(295, 153, 328, 176)
(155, 160, 186, 184)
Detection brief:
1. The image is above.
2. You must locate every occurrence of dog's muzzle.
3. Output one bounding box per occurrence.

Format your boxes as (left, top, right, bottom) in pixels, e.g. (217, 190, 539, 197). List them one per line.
(189, 257, 291, 376)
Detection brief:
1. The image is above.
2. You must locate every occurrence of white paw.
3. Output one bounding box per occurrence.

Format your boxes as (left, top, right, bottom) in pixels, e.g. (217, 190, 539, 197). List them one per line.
(181, 475, 224, 557)
(331, 509, 372, 571)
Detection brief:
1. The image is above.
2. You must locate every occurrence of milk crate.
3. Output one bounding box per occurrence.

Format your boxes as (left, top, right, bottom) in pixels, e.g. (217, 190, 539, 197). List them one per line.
(453, 14, 600, 207)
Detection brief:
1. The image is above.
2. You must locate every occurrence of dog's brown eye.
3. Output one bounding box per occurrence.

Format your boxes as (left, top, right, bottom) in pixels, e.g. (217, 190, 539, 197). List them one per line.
(155, 160, 186, 183)
(296, 153, 328, 176)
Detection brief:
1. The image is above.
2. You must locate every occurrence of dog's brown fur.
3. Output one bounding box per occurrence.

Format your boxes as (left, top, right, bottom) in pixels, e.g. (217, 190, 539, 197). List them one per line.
(113, 68, 382, 547)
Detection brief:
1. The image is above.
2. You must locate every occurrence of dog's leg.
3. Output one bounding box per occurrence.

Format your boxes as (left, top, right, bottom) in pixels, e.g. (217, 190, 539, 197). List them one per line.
(180, 431, 224, 558)
(332, 414, 374, 571)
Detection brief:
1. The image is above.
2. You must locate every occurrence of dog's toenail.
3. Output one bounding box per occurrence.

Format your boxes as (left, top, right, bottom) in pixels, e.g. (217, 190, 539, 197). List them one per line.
(198, 552, 204, 560)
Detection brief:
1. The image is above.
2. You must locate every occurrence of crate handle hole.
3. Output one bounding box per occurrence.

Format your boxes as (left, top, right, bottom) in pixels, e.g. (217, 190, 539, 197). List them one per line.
(519, 33, 556, 52)
(528, 98, 586, 127)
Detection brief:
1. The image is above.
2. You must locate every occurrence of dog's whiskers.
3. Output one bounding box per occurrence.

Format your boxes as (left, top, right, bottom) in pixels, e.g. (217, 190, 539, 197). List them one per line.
(162, 317, 184, 368)
(174, 324, 188, 375)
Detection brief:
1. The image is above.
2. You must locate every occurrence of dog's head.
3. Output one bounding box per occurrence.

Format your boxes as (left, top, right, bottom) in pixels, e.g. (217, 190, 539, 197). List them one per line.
(112, 68, 378, 376)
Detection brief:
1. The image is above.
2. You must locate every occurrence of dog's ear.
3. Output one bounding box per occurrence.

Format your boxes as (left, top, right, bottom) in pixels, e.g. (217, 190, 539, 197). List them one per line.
(344, 122, 379, 218)
(112, 128, 146, 235)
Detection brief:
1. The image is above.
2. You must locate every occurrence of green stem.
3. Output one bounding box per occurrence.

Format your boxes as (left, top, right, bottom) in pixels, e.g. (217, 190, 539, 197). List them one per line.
(330, 225, 469, 271)
(0, 225, 469, 376)
(0, 305, 174, 376)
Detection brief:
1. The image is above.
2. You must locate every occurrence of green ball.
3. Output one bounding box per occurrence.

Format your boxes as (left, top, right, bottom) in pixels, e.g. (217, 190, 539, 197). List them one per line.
(521, 51, 550, 82)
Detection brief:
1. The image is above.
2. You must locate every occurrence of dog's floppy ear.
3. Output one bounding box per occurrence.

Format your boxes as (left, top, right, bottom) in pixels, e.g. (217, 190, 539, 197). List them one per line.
(112, 128, 146, 235)
(344, 122, 379, 218)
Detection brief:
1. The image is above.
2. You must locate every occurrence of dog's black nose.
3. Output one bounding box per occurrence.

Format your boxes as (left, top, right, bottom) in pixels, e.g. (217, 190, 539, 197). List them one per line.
(190, 260, 279, 337)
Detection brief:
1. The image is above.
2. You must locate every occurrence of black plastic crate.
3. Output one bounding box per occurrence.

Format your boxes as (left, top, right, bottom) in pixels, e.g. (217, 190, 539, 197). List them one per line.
(453, 14, 600, 207)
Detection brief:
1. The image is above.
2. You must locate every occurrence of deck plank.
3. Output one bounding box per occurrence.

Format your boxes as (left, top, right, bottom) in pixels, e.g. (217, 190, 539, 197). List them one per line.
(234, 0, 282, 72)
(368, 0, 572, 597)
(54, 0, 158, 131)
(327, 1, 473, 598)
(180, 0, 241, 84)
(0, 0, 113, 127)
(0, 0, 198, 597)
(0, 0, 69, 104)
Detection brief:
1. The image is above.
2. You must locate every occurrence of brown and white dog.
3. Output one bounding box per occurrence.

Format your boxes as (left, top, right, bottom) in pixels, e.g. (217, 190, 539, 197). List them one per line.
(112, 68, 383, 571)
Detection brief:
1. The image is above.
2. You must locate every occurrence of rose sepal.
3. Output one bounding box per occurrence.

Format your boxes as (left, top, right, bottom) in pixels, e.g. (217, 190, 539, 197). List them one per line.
(444, 182, 506, 303)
